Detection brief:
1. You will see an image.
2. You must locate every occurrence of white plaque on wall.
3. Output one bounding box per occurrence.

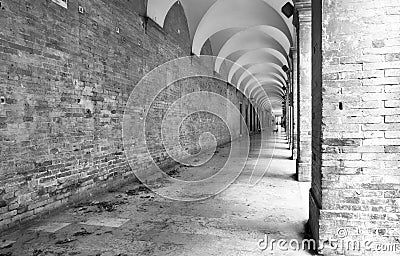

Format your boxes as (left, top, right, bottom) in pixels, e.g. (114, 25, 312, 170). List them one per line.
(52, 0, 67, 9)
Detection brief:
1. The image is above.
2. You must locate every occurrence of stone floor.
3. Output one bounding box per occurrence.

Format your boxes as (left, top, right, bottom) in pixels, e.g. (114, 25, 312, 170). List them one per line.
(0, 131, 313, 256)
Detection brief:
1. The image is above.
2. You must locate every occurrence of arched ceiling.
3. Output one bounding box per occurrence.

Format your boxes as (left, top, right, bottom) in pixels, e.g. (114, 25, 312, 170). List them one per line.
(214, 27, 290, 73)
(147, 0, 294, 115)
(235, 64, 287, 86)
(242, 73, 287, 91)
(226, 48, 289, 82)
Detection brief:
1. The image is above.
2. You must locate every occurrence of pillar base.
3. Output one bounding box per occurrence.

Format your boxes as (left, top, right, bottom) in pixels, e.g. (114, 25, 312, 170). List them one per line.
(308, 190, 320, 246)
(296, 161, 311, 182)
(291, 133, 298, 160)
(291, 148, 298, 160)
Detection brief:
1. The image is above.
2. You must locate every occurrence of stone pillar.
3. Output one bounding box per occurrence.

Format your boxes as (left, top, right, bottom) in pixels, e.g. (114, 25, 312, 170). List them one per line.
(310, 0, 400, 254)
(291, 47, 298, 160)
(260, 109, 263, 131)
(247, 103, 251, 132)
(251, 105, 254, 132)
(255, 107, 258, 132)
(265, 111, 268, 129)
(295, 0, 312, 182)
(261, 110, 264, 130)
(255, 107, 257, 132)
(290, 74, 294, 149)
(288, 80, 292, 146)
(285, 92, 289, 138)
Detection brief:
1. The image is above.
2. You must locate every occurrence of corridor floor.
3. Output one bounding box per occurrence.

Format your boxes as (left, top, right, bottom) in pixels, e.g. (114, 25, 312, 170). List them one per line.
(0, 132, 312, 256)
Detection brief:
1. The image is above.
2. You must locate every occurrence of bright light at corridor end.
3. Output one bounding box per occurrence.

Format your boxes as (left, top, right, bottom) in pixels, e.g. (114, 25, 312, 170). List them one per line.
(122, 56, 277, 201)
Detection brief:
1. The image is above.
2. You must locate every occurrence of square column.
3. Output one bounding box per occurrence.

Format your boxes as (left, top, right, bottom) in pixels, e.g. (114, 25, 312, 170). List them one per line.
(285, 93, 289, 137)
(291, 47, 298, 160)
(288, 78, 293, 148)
(295, 0, 312, 182)
(310, 0, 400, 254)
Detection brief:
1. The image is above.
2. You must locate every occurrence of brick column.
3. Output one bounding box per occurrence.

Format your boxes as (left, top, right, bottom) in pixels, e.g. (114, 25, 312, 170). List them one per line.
(255, 107, 258, 131)
(310, 0, 400, 254)
(295, 0, 312, 182)
(291, 46, 298, 160)
(288, 79, 293, 147)
(247, 103, 251, 132)
(284, 94, 289, 137)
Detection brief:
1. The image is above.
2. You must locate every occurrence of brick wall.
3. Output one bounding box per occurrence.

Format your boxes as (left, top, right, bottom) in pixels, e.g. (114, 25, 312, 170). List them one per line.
(311, 0, 400, 254)
(0, 0, 264, 231)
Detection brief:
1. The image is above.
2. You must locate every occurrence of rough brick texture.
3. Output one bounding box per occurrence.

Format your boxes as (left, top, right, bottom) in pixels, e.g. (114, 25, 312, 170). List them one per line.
(295, 0, 312, 182)
(0, 0, 267, 231)
(291, 46, 298, 160)
(310, 0, 400, 255)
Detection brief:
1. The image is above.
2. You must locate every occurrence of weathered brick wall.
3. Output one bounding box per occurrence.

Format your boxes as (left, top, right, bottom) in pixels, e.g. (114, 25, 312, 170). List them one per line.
(311, 0, 400, 254)
(0, 0, 263, 231)
(146, 77, 234, 170)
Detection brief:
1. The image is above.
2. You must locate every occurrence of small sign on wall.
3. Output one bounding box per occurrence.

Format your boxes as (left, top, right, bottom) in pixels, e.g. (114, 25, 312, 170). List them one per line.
(52, 0, 67, 9)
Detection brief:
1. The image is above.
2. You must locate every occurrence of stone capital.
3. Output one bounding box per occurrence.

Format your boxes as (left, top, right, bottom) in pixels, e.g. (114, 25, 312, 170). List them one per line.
(294, 0, 311, 10)
(294, 0, 311, 22)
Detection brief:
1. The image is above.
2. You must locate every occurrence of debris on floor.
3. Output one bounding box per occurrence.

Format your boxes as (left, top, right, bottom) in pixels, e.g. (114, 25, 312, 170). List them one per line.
(126, 185, 151, 196)
(72, 228, 93, 237)
(137, 205, 147, 212)
(31, 247, 70, 256)
(167, 167, 180, 177)
(54, 237, 77, 245)
(32, 249, 42, 256)
(74, 198, 128, 214)
(0, 240, 15, 249)
(93, 200, 127, 212)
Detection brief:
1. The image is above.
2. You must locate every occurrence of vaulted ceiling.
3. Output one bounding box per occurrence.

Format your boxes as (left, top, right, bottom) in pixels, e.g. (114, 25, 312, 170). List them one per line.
(147, 0, 295, 115)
